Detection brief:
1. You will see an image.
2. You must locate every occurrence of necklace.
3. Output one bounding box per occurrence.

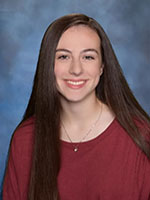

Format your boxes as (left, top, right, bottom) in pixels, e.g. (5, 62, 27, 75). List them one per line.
(61, 102, 102, 152)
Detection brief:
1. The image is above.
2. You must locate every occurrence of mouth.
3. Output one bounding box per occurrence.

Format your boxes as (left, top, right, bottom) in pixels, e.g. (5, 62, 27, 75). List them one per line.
(65, 79, 87, 89)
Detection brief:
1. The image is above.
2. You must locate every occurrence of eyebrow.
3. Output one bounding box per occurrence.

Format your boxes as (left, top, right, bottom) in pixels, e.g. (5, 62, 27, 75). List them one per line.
(56, 49, 71, 53)
(55, 48, 99, 55)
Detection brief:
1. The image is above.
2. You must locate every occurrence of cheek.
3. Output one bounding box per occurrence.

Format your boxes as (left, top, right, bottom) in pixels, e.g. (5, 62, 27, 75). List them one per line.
(54, 68, 62, 91)
(54, 62, 68, 79)
(88, 66, 101, 78)
(54, 65, 62, 79)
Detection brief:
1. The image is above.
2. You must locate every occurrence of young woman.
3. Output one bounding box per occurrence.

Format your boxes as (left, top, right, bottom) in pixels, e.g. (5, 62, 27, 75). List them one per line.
(3, 13, 150, 200)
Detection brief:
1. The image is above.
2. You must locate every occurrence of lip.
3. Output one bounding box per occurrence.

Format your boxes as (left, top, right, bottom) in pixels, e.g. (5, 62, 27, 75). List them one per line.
(64, 79, 87, 89)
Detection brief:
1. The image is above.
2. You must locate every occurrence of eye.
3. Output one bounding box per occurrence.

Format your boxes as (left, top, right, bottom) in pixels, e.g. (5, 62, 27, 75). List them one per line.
(83, 55, 95, 60)
(57, 55, 69, 60)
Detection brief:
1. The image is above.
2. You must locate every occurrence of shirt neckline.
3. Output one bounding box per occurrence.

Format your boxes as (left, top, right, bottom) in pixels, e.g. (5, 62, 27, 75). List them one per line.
(60, 117, 118, 147)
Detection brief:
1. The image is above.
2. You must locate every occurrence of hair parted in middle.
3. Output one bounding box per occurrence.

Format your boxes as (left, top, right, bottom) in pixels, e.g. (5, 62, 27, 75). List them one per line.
(26, 13, 125, 117)
(20, 13, 150, 200)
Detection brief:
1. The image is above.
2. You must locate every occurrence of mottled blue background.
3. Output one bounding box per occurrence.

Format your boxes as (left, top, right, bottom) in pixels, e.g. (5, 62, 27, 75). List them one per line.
(0, 0, 150, 196)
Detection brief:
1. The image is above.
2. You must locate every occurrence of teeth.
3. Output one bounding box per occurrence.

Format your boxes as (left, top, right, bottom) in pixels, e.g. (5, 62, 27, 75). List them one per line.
(67, 80, 85, 85)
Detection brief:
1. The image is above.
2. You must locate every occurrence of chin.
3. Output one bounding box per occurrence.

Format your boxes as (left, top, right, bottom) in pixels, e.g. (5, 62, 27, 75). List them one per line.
(58, 87, 97, 104)
(60, 91, 96, 104)
(62, 96, 85, 103)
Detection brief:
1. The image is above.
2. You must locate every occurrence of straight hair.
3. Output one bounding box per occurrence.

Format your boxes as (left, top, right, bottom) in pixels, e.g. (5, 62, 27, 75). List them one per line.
(4, 14, 150, 200)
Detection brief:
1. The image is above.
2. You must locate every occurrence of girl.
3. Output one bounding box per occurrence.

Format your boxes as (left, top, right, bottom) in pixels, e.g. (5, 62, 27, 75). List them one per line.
(3, 13, 150, 200)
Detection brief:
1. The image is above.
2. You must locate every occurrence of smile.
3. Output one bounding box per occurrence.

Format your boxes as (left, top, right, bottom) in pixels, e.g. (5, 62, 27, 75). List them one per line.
(67, 80, 85, 85)
(65, 79, 87, 89)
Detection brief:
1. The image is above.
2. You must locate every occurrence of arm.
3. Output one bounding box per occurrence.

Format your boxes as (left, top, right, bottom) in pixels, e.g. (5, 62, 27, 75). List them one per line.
(3, 120, 34, 200)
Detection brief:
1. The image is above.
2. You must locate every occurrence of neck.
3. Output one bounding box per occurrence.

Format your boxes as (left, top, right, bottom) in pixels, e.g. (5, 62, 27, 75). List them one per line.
(60, 95, 102, 129)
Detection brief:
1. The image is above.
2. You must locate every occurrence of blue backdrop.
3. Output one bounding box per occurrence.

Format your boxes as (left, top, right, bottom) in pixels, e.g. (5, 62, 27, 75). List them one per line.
(0, 0, 150, 196)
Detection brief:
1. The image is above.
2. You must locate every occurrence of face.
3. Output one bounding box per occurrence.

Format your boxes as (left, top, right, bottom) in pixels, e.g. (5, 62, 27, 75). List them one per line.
(54, 25, 103, 103)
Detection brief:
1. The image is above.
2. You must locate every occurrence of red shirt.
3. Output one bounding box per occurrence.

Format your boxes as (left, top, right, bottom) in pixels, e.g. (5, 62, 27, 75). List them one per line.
(3, 117, 150, 199)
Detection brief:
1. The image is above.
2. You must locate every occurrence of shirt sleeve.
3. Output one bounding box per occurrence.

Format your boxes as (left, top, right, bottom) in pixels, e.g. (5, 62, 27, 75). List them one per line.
(144, 157, 150, 199)
(3, 121, 34, 200)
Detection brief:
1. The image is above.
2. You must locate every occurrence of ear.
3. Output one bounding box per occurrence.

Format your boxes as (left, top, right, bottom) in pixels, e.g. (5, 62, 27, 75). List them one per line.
(100, 64, 104, 76)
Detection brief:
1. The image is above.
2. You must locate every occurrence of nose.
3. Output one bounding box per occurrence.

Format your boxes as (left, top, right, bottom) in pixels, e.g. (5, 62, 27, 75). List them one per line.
(69, 57, 83, 76)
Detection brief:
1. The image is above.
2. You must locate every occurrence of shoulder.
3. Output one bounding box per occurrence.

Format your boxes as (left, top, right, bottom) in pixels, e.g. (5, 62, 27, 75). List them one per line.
(3, 117, 35, 199)
(8, 116, 35, 173)
(10, 116, 35, 158)
(12, 116, 35, 142)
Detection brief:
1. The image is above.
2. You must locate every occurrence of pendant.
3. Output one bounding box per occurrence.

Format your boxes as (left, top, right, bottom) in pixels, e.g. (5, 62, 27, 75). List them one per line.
(74, 147, 78, 152)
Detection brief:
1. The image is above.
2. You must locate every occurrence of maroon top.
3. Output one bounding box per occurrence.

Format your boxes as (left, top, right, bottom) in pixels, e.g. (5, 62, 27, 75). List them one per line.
(3, 117, 150, 200)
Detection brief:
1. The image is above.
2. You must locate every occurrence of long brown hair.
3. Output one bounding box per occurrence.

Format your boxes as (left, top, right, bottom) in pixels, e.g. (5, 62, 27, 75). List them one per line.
(7, 14, 150, 199)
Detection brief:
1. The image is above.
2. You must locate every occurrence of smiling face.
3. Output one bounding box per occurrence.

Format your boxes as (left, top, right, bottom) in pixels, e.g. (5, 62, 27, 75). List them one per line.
(54, 25, 103, 104)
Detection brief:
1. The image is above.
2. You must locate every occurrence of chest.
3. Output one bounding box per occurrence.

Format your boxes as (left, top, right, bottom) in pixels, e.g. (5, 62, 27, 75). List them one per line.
(58, 139, 148, 200)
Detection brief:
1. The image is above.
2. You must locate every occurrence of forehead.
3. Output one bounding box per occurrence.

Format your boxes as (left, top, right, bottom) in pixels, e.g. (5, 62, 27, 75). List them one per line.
(56, 25, 101, 49)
